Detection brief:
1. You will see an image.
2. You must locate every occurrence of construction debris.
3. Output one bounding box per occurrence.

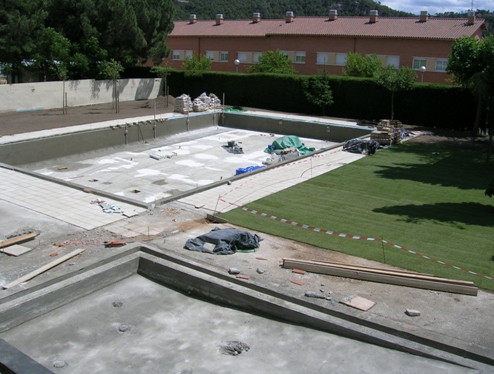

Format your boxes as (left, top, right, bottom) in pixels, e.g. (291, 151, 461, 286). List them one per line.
(219, 341, 250, 356)
(304, 291, 326, 299)
(104, 241, 126, 248)
(228, 267, 241, 275)
(175, 92, 222, 113)
(340, 295, 376, 311)
(405, 309, 421, 317)
(282, 258, 478, 296)
(0, 244, 33, 257)
(0, 232, 37, 250)
(3, 248, 85, 289)
(184, 227, 262, 255)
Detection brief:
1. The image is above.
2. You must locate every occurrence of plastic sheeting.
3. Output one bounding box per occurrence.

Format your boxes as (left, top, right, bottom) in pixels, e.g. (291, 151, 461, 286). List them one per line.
(184, 227, 262, 255)
(343, 139, 380, 154)
(264, 135, 315, 156)
(235, 165, 265, 175)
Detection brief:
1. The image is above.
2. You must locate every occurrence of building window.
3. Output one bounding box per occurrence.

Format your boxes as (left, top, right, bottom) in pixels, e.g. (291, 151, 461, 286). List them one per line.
(205, 51, 214, 61)
(184, 50, 193, 60)
(413, 58, 427, 70)
(294, 51, 306, 63)
(237, 52, 247, 63)
(435, 59, 448, 72)
(172, 50, 180, 60)
(253, 52, 262, 63)
(386, 56, 400, 68)
(220, 52, 228, 62)
(335, 53, 347, 66)
(316, 52, 329, 65)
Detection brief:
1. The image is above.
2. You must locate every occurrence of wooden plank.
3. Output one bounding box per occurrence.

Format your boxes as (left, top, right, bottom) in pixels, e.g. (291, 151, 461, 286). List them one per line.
(3, 248, 85, 289)
(0, 232, 37, 249)
(283, 258, 478, 296)
(311, 258, 434, 277)
(284, 258, 475, 286)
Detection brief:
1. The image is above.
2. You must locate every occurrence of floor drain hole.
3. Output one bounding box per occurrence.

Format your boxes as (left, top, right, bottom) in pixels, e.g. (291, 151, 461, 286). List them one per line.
(131, 189, 141, 193)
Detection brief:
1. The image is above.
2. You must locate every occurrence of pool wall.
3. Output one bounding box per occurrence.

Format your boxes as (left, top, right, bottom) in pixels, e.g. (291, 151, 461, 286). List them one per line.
(0, 111, 372, 166)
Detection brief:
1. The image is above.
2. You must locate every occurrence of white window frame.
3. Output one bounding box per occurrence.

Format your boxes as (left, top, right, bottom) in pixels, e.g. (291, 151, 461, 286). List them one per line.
(335, 53, 347, 66)
(413, 58, 427, 70)
(294, 51, 306, 64)
(316, 52, 329, 65)
(219, 51, 228, 62)
(205, 51, 215, 61)
(172, 50, 181, 60)
(435, 59, 448, 72)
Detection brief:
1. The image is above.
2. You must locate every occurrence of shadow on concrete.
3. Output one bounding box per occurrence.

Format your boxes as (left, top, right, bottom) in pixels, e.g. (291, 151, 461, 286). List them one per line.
(373, 202, 494, 228)
(135, 78, 156, 100)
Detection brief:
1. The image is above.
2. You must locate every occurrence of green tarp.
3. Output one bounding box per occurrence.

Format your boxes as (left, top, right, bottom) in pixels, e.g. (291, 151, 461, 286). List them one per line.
(264, 135, 315, 155)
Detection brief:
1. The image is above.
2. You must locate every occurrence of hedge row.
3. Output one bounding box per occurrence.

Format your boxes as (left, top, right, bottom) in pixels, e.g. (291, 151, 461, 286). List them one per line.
(140, 69, 477, 130)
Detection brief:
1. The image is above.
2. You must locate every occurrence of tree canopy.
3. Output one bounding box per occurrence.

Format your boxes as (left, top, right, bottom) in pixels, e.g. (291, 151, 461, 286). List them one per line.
(247, 50, 296, 74)
(447, 35, 494, 135)
(342, 53, 382, 78)
(375, 66, 417, 120)
(303, 73, 333, 116)
(0, 0, 175, 82)
(172, 0, 413, 21)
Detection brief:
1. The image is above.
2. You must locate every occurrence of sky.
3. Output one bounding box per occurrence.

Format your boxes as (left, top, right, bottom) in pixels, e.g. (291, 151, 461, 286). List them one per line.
(378, 0, 493, 15)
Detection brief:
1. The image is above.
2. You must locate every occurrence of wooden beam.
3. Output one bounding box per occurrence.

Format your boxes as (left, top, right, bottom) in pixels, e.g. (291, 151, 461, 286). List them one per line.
(0, 232, 37, 250)
(283, 258, 478, 296)
(3, 248, 85, 289)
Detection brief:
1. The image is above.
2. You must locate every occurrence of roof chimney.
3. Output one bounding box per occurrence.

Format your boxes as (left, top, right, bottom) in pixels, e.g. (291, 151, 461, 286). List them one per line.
(216, 14, 224, 25)
(189, 14, 197, 24)
(328, 9, 338, 21)
(467, 10, 475, 25)
(419, 10, 428, 22)
(285, 11, 294, 23)
(253, 12, 261, 23)
(369, 10, 378, 23)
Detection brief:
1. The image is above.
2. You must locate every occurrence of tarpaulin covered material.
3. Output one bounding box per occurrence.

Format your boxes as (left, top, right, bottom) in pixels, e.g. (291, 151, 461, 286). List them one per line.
(264, 135, 315, 156)
(184, 227, 262, 255)
(235, 165, 265, 175)
(343, 139, 380, 155)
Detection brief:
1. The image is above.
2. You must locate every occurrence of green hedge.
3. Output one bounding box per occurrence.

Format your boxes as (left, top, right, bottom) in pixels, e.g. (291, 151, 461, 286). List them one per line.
(165, 70, 477, 130)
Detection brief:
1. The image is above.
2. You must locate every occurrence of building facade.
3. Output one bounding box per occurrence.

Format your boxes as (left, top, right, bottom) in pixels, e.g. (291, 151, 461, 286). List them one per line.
(162, 10, 486, 84)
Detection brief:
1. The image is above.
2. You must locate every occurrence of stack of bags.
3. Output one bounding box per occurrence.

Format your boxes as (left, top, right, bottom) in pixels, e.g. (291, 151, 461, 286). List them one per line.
(174, 94, 193, 113)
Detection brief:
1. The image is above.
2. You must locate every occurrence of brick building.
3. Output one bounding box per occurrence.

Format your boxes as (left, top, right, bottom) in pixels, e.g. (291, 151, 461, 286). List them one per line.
(163, 10, 486, 84)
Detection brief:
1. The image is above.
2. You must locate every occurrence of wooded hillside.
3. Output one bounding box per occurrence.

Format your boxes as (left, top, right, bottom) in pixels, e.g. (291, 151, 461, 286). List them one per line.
(172, 0, 414, 20)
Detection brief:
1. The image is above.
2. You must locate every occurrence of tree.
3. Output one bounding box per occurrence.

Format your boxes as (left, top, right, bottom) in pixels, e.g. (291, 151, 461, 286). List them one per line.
(447, 36, 494, 135)
(151, 63, 173, 104)
(375, 66, 417, 120)
(0, 0, 48, 82)
(181, 53, 211, 76)
(32, 27, 71, 81)
(342, 53, 382, 78)
(303, 73, 334, 116)
(99, 59, 124, 113)
(247, 50, 296, 74)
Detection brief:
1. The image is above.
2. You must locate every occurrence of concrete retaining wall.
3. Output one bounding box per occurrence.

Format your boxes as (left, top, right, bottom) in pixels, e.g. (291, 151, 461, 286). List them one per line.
(0, 78, 162, 112)
(222, 112, 372, 142)
(0, 113, 218, 166)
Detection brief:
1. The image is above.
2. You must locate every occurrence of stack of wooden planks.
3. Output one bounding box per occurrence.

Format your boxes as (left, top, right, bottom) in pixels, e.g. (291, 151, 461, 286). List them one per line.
(282, 258, 478, 296)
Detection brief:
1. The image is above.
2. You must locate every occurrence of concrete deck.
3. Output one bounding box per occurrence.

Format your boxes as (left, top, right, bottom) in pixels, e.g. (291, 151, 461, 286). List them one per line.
(0, 107, 492, 373)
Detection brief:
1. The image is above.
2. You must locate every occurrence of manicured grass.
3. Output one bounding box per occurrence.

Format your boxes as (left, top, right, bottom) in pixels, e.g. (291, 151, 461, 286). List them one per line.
(220, 141, 494, 291)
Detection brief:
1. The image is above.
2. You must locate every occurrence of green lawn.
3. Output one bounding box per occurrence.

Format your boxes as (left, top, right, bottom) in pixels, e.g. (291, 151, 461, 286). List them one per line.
(220, 140, 494, 291)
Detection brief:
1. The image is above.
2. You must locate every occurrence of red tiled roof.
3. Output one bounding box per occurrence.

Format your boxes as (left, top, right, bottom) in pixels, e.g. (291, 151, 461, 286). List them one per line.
(170, 16, 485, 40)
